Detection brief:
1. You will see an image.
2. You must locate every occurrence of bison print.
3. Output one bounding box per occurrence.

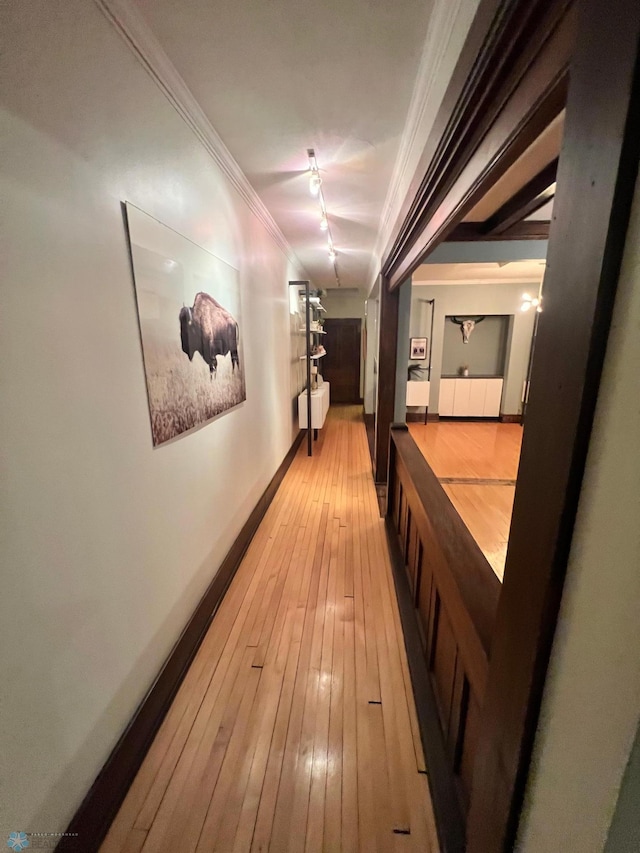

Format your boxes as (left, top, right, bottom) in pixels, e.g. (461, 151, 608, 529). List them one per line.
(179, 293, 240, 378)
(125, 203, 246, 446)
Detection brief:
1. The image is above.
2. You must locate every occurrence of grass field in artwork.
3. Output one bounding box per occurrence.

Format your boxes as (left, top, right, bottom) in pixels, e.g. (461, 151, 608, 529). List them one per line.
(142, 330, 245, 445)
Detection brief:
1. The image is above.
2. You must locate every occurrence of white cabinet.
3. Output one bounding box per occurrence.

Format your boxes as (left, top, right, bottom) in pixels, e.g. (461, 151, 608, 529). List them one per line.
(438, 378, 503, 417)
(483, 378, 503, 417)
(406, 380, 430, 407)
(298, 382, 330, 429)
(439, 379, 456, 416)
(469, 380, 488, 414)
(452, 380, 471, 416)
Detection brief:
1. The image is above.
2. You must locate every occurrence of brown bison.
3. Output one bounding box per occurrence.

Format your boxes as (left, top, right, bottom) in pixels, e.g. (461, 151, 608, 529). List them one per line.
(179, 292, 240, 378)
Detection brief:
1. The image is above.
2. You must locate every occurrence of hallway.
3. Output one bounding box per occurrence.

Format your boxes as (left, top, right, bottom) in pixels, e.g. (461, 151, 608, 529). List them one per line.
(101, 407, 438, 853)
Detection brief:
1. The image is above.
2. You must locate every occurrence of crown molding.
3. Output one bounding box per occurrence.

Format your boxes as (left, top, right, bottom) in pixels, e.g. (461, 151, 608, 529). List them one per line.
(366, 0, 474, 292)
(412, 277, 543, 286)
(94, 0, 308, 277)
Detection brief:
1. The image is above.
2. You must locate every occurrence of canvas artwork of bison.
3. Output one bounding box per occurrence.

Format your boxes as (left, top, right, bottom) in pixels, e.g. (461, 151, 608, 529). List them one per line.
(126, 204, 246, 446)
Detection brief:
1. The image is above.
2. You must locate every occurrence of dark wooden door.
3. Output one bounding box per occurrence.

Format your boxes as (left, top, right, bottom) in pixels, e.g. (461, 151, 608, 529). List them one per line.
(321, 318, 361, 403)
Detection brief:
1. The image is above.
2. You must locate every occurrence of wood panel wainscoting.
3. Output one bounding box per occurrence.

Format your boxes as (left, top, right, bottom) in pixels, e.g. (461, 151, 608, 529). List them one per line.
(386, 424, 501, 851)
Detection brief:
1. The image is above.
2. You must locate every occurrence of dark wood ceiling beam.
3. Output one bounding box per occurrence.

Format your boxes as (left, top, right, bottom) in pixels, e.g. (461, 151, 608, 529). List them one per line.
(382, 0, 575, 290)
(446, 220, 550, 241)
(482, 157, 558, 235)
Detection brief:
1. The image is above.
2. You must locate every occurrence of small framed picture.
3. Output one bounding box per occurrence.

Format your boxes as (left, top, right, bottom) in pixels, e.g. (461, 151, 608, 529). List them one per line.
(410, 337, 428, 360)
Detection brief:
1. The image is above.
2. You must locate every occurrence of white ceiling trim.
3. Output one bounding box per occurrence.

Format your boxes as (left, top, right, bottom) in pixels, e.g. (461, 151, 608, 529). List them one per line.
(94, 0, 309, 278)
(412, 277, 543, 287)
(366, 0, 473, 294)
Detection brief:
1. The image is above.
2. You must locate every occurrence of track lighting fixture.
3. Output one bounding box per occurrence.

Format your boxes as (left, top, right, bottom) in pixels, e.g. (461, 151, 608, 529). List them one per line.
(307, 148, 340, 286)
(309, 171, 322, 196)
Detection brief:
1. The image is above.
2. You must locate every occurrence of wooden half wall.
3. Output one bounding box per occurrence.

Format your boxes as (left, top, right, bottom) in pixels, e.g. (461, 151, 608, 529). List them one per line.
(387, 425, 500, 843)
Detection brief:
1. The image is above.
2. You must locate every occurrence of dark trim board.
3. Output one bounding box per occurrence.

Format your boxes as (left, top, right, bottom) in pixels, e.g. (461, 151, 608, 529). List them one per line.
(500, 414, 522, 424)
(384, 516, 466, 853)
(382, 0, 574, 287)
(60, 429, 306, 852)
(439, 416, 501, 423)
(364, 412, 375, 467)
(483, 159, 557, 236)
(374, 275, 399, 482)
(446, 221, 550, 241)
(406, 412, 440, 423)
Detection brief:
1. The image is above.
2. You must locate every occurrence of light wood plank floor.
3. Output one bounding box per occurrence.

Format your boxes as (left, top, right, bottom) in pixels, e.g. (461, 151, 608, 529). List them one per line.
(101, 406, 438, 853)
(409, 421, 523, 580)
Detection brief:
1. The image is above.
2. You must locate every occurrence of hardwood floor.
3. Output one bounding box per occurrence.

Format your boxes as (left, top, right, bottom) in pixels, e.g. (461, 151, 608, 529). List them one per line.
(408, 421, 523, 580)
(101, 406, 438, 853)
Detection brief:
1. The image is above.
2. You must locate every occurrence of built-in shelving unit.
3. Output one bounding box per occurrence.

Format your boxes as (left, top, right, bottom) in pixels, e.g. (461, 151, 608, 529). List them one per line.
(289, 280, 331, 456)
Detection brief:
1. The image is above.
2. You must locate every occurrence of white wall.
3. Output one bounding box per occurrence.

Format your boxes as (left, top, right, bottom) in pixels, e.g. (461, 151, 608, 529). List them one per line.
(604, 720, 640, 852)
(517, 173, 640, 852)
(395, 280, 413, 421)
(369, 0, 481, 293)
(0, 0, 304, 836)
(364, 289, 380, 415)
(409, 282, 537, 414)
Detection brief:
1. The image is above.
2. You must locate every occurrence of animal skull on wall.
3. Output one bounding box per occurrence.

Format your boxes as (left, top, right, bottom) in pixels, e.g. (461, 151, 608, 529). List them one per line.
(450, 316, 485, 344)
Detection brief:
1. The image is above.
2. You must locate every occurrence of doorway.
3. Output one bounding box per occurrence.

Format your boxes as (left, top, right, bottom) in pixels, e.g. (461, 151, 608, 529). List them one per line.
(321, 318, 362, 403)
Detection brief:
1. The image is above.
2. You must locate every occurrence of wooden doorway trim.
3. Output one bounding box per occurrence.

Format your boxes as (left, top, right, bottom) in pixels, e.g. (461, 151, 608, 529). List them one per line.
(468, 2, 640, 849)
(374, 277, 398, 482)
(383, 0, 574, 290)
(374, 0, 640, 848)
(375, 0, 576, 488)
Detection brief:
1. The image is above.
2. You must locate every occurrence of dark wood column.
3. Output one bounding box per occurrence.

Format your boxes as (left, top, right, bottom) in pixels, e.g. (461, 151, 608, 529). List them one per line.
(467, 0, 640, 848)
(374, 275, 398, 484)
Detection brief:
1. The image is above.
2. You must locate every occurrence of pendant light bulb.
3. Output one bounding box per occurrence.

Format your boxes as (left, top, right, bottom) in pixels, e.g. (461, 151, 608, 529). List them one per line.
(309, 172, 321, 196)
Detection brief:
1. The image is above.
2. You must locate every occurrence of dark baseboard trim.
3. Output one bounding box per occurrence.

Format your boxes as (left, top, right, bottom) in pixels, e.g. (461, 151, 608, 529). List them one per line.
(384, 516, 466, 853)
(500, 413, 522, 423)
(406, 412, 440, 423)
(439, 416, 499, 423)
(364, 413, 375, 469)
(61, 429, 306, 852)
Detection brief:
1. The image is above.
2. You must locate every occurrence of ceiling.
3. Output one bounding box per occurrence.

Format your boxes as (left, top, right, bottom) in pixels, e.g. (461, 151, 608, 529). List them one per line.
(133, 0, 436, 289)
(412, 260, 546, 286)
